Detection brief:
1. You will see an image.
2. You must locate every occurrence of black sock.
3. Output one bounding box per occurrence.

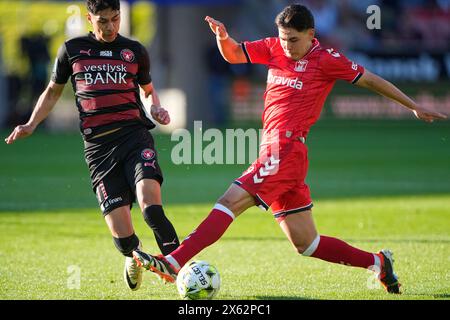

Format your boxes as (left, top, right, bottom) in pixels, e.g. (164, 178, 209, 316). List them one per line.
(143, 205, 180, 255)
(113, 233, 140, 257)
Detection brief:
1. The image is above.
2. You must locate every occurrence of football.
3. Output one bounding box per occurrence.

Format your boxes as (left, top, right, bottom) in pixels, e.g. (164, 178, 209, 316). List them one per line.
(176, 260, 221, 300)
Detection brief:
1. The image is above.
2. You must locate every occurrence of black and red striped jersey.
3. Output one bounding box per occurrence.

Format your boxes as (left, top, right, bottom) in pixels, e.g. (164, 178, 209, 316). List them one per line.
(52, 32, 155, 140)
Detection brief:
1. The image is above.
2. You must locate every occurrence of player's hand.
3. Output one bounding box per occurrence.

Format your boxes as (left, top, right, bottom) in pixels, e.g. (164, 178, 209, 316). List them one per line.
(205, 16, 228, 39)
(151, 105, 170, 125)
(412, 107, 447, 123)
(4, 123, 35, 144)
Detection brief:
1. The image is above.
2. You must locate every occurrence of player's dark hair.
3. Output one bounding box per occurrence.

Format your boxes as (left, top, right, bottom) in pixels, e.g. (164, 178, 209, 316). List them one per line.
(86, 0, 120, 14)
(275, 4, 315, 32)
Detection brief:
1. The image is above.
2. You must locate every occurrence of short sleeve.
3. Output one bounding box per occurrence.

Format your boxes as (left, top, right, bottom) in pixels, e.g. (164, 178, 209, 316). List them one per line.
(51, 44, 71, 84)
(320, 48, 364, 84)
(241, 38, 273, 65)
(137, 44, 152, 85)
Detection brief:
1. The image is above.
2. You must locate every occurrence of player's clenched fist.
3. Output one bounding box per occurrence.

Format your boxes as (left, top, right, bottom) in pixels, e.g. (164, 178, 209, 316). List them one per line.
(151, 105, 171, 125)
(204, 16, 228, 39)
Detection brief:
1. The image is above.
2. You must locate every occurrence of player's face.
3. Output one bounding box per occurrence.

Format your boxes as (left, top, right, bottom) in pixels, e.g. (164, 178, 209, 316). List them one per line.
(278, 27, 315, 61)
(87, 8, 121, 43)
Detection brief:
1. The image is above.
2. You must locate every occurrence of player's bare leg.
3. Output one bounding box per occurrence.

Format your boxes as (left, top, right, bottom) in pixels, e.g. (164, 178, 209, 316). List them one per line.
(135, 178, 180, 255)
(133, 183, 255, 282)
(105, 206, 143, 291)
(279, 210, 400, 293)
(216, 183, 256, 217)
(136, 178, 163, 208)
(105, 206, 134, 238)
(278, 210, 318, 254)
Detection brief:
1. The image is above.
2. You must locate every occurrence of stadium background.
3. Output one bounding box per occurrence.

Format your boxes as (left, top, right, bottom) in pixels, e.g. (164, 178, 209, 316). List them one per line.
(0, 0, 449, 300)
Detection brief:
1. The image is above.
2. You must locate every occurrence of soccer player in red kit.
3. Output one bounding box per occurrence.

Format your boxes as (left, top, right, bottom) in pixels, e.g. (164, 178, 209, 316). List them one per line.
(133, 4, 447, 293)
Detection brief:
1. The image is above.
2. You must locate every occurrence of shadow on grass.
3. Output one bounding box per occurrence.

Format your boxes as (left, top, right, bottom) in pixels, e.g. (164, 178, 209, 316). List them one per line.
(253, 296, 317, 300)
(218, 237, 450, 244)
(404, 293, 450, 299)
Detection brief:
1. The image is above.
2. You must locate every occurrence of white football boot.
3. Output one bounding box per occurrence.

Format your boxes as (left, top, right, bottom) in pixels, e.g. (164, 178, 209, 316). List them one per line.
(124, 243, 143, 291)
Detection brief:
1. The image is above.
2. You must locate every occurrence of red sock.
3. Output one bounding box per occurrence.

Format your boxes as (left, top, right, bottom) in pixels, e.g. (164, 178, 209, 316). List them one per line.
(166, 204, 234, 270)
(308, 235, 378, 269)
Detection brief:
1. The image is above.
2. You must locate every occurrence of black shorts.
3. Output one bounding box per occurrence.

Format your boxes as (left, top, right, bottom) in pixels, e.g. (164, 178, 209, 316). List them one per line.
(84, 126, 163, 216)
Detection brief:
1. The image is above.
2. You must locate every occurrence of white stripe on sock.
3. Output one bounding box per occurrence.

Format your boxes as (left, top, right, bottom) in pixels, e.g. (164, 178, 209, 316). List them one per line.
(372, 254, 381, 271)
(302, 235, 321, 256)
(165, 254, 181, 271)
(213, 203, 235, 220)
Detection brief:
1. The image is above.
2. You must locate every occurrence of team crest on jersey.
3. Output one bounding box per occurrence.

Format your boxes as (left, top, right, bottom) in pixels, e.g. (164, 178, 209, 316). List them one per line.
(120, 49, 135, 62)
(294, 60, 308, 72)
(141, 148, 155, 160)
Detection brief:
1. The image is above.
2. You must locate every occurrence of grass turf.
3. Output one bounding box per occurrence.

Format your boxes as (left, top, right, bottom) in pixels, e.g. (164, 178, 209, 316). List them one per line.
(0, 119, 449, 300)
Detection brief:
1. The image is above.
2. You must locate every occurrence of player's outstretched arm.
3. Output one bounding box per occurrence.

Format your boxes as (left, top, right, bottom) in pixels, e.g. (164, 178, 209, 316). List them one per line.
(4, 81, 65, 144)
(355, 70, 447, 122)
(204, 16, 247, 64)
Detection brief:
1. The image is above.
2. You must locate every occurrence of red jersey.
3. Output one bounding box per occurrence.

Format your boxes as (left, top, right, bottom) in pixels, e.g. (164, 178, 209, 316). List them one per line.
(241, 38, 364, 137)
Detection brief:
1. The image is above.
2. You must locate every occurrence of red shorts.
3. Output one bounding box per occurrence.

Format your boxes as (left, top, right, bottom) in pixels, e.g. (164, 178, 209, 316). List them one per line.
(234, 132, 312, 222)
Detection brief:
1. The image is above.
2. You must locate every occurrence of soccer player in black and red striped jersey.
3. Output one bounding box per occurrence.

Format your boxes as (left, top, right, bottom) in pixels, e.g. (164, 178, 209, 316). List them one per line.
(132, 4, 447, 294)
(4, 0, 180, 291)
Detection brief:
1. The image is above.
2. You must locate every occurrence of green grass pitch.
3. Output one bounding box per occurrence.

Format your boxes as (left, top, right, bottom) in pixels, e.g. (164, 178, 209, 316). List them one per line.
(0, 119, 449, 300)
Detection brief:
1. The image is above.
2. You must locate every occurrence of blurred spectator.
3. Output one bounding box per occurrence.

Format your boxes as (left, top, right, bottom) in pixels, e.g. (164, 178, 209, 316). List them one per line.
(304, 0, 339, 48)
(232, 0, 450, 53)
(5, 74, 23, 126)
(205, 45, 232, 126)
(398, 0, 450, 51)
(234, 0, 288, 40)
(20, 34, 51, 120)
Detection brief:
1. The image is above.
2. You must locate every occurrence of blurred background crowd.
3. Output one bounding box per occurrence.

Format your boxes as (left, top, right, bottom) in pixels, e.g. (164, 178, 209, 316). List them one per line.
(0, 0, 448, 131)
(275, 0, 450, 52)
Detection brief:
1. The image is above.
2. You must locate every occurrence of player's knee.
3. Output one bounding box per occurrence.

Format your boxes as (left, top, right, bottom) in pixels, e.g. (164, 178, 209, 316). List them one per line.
(136, 179, 162, 209)
(217, 191, 250, 216)
(217, 196, 234, 210)
(293, 242, 309, 255)
(113, 233, 140, 257)
(142, 205, 166, 227)
(293, 236, 319, 255)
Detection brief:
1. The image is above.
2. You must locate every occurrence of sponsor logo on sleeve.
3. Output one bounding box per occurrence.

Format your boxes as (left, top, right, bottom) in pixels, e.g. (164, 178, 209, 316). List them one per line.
(326, 48, 341, 58)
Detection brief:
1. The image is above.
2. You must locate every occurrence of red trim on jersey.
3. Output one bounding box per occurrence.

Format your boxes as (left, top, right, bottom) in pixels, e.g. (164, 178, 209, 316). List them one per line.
(80, 92, 137, 111)
(81, 109, 140, 129)
(351, 72, 363, 84)
(76, 78, 135, 92)
(73, 59, 138, 74)
(301, 38, 320, 59)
